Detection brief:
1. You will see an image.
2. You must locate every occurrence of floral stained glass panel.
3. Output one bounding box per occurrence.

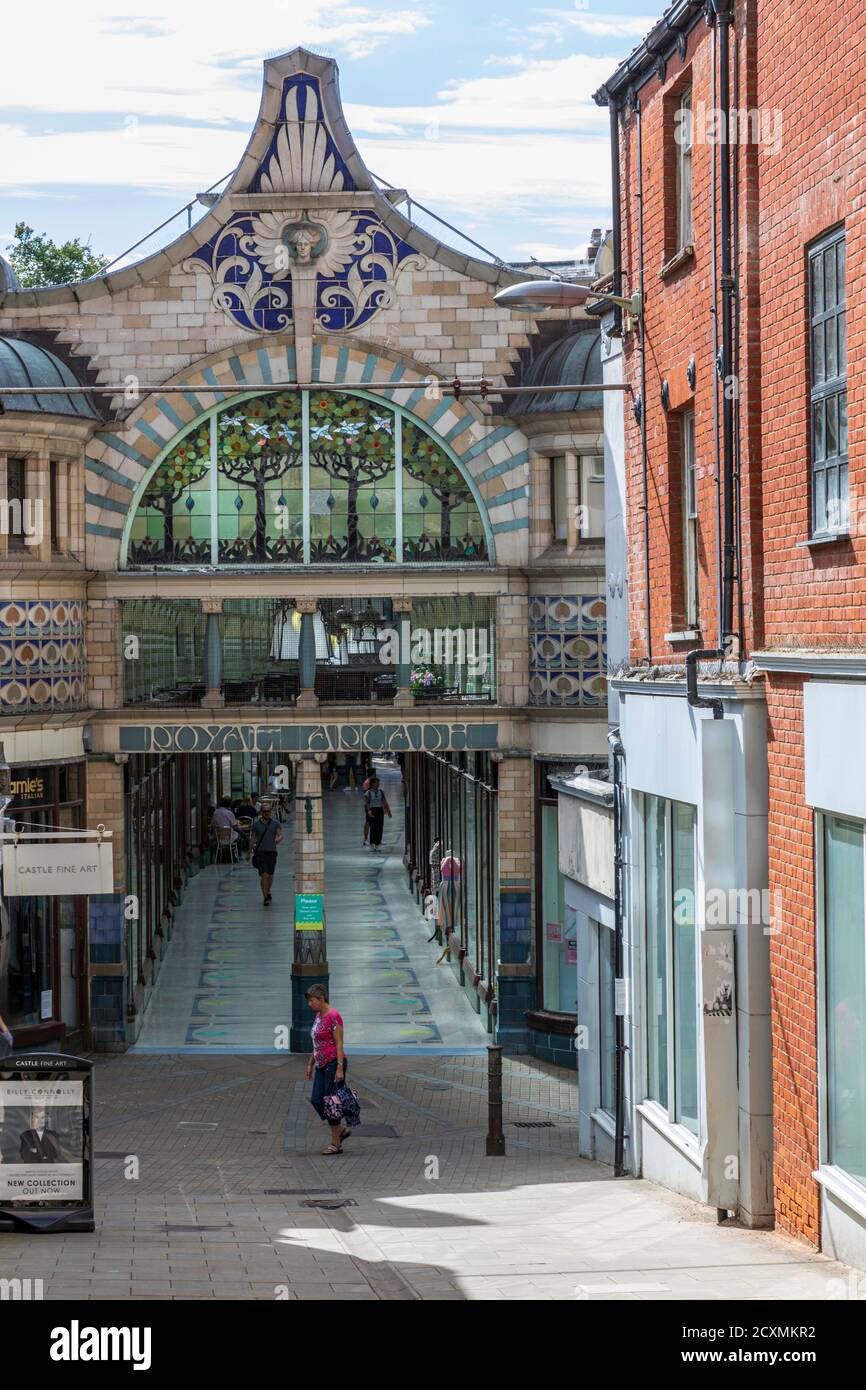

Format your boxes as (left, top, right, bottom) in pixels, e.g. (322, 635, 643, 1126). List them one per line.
(308, 391, 396, 562)
(216, 392, 303, 563)
(127, 422, 211, 564)
(402, 420, 487, 561)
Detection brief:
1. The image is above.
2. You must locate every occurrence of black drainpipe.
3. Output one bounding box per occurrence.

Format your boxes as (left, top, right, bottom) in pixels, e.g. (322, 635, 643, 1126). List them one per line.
(714, 0, 737, 650)
(608, 727, 627, 1176)
(635, 95, 651, 662)
(609, 97, 623, 338)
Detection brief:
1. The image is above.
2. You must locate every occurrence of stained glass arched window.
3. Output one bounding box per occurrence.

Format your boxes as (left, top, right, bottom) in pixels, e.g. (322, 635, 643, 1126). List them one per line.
(124, 390, 490, 567)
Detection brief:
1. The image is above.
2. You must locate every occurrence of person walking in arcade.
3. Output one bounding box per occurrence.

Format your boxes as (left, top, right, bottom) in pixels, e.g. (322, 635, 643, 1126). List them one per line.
(249, 801, 283, 906)
(363, 775, 391, 851)
(305, 986, 350, 1155)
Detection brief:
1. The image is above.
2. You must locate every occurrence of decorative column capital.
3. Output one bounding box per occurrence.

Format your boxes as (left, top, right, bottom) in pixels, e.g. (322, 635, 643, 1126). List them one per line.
(393, 597, 414, 614)
(295, 596, 318, 615)
(201, 598, 223, 615)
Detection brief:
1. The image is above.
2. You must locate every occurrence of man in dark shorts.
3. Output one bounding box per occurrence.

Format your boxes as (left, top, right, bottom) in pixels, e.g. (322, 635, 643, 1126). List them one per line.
(249, 803, 283, 906)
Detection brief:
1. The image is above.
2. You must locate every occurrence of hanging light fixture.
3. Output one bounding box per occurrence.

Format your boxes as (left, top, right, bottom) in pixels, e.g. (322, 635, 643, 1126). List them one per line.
(269, 603, 334, 662)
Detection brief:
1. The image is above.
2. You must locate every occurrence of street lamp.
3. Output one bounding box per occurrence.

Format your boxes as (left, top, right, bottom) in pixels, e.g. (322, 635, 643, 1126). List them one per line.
(494, 279, 641, 319)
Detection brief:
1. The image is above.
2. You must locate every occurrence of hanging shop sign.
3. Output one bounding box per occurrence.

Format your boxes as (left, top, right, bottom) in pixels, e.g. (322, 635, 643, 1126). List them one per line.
(0, 1053, 94, 1233)
(118, 721, 500, 755)
(1, 830, 113, 897)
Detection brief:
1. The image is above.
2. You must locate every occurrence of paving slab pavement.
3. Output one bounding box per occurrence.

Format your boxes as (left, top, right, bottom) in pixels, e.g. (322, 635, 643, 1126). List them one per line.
(0, 1050, 859, 1302)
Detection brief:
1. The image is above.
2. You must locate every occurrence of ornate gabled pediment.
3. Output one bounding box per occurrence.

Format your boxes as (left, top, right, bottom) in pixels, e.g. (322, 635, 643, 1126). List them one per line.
(185, 51, 423, 358)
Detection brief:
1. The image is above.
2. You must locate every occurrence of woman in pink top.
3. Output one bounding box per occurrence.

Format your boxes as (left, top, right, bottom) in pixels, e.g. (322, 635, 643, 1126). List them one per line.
(305, 985, 349, 1154)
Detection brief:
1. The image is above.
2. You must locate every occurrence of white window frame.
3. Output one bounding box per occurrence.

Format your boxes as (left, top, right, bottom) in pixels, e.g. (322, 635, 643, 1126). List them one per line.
(677, 88, 693, 251)
(578, 453, 605, 540)
(549, 453, 569, 544)
(682, 411, 699, 629)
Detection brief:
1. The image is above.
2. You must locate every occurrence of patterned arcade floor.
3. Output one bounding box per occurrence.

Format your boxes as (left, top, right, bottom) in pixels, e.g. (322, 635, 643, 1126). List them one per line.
(132, 761, 488, 1053)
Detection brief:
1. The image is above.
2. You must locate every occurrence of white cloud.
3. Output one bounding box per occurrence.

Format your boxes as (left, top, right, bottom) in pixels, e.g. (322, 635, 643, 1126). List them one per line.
(0, 121, 246, 194)
(0, 119, 610, 218)
(0, 1, 431, 119)
(345, 54, 613, 134)
(0, 5, 620, 262)
(529, 9, 657, 44)
(359, 131, 610, 214)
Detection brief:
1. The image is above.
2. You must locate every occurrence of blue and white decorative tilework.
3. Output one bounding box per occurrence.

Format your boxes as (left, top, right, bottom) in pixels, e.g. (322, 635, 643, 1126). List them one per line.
(0, 599, 86, 710)
(188, 73, 424, 336)
(528, 595, 607, 707)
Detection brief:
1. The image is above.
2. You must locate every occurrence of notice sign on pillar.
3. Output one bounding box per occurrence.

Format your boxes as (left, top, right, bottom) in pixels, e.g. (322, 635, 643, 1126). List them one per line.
(2, 838, 113, 897)
(0, 1054, 94, 1233)
(295, 893, 324, 930)
(294, 892, 325, 967)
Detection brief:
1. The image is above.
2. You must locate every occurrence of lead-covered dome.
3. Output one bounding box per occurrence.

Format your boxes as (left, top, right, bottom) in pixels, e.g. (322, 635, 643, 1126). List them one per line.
(0, 336, 99, 418)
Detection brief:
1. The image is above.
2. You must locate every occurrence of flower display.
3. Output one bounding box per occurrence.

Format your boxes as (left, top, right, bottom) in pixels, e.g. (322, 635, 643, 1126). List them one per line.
(409, 664, 445, 694)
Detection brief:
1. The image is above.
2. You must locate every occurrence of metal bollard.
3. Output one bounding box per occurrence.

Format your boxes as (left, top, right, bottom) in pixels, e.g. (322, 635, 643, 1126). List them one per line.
(485, 1043, 505, 1156)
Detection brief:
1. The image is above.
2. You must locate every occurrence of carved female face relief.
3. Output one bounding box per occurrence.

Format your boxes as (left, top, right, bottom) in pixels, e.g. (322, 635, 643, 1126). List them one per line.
(284, 220, 325, 264)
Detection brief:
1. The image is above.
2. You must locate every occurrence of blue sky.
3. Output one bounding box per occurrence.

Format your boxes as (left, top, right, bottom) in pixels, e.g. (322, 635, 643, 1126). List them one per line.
(1, 1, 657, 271)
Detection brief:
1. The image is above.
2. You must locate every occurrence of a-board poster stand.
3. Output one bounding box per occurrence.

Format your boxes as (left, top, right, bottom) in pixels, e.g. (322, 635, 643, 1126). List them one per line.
(0, 1053, 94, 1233)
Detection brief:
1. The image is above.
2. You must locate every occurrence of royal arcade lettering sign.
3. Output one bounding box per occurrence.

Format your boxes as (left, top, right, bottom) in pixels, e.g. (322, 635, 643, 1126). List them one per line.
(118, 722, 499, 755)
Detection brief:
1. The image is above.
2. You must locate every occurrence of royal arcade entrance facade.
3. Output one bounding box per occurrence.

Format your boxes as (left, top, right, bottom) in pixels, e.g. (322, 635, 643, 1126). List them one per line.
(0, 47, 609, 1055)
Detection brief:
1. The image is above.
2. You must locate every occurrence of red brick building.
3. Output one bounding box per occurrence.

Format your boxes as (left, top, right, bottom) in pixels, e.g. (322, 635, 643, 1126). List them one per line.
(753, 0, 866, 1262)
(596, 0, 866, 1267)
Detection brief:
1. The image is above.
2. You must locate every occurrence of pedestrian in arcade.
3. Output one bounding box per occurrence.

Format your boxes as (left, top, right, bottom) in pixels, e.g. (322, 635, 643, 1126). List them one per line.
(364, 775, 391, 851)
(361, 765, 374, 846)
(305, 986, 349, 1155)
(249, 801, 283, 906)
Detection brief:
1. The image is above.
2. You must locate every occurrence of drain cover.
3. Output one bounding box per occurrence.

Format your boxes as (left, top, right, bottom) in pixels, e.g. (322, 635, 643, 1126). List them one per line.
(301, 1198, 356, 1210)
(164, 1225, 231, 1232)
(264, 1188, 340, 1196)
(513, 1120, 556, 1128)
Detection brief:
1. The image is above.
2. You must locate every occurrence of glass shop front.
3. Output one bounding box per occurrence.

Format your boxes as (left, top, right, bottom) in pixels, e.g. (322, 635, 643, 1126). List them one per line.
(1, 760, 87, 1047)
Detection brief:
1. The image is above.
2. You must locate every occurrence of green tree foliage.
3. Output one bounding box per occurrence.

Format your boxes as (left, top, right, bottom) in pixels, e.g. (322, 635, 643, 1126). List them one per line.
(5, 222, 109, 288)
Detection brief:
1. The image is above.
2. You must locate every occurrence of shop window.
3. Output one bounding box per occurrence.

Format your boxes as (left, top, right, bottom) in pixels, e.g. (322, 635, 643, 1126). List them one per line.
(821, 814, 866, 1184)
(598, 919, 616, 1115)
(809, 227, 847, 536)
(5, 763, 84, 1031)
(538, 765, 575, 1012)
(644, 793, 699, 1134)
